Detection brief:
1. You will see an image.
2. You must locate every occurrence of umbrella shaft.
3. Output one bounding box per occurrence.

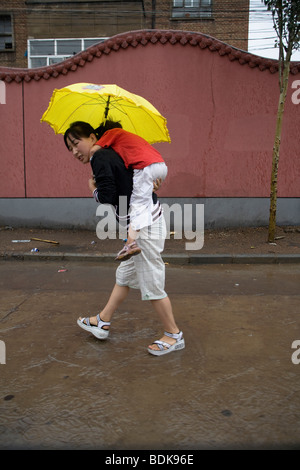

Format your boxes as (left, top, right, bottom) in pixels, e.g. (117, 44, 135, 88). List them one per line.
(104, 96, 111, 119)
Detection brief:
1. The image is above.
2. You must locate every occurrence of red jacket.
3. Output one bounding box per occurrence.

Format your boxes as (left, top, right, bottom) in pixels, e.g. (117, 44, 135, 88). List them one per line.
(97, 128, 164, 170)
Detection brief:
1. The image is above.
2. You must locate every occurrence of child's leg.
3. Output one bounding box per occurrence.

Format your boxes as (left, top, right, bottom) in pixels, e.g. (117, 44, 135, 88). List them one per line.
(115, 163, 167, 261)
(148, 162, 168, 183)
(89, 144, 102, 159)
(130, 163, 168, 232)
(128, 163, 167, 241)
(128, 225, 139, 243)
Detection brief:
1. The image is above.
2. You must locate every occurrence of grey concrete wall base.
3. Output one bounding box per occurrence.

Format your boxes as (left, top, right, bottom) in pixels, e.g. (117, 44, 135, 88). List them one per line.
(0, 197, 299, 230)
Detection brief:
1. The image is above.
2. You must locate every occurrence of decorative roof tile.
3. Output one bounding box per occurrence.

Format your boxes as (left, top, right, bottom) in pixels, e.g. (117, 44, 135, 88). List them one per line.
(0, 29, 299, 83)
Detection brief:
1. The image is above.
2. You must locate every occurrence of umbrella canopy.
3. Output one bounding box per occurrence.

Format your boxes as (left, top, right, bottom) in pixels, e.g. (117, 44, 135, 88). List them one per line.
(41, 83, 171, 144)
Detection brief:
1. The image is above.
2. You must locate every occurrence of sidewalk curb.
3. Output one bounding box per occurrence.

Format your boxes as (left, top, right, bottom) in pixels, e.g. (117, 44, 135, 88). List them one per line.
(1, 251, 300, 264)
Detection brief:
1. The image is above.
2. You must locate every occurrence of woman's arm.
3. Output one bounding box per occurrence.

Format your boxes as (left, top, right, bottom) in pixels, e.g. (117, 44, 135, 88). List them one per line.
(90, 150, 118, 205)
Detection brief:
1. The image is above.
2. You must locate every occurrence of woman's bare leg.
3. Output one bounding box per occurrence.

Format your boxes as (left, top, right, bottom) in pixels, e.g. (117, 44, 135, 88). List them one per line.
(79, 285, 182, 351)
(79, 284, 129, 328)
(148, 296, 181, 350)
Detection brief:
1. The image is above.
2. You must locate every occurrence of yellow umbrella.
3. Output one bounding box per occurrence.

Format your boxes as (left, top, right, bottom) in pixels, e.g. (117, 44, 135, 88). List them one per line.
(41, 83, 171, 144)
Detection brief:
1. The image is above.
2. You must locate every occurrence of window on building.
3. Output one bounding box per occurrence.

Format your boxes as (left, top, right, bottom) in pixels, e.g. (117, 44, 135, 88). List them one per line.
(0, 14, 14, 51)
(172, 0, 212, 19)
(27, 37, 107, 68)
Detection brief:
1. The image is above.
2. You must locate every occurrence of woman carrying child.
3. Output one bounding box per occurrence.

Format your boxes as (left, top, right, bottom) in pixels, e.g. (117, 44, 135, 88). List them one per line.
(64, 121, 184, 356)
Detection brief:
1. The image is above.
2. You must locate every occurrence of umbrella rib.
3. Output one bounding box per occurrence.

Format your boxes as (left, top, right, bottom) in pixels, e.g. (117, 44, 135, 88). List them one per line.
(104, 98, 169, 143)
(57, 95, 107, 132)
(57, 94, 138, 131)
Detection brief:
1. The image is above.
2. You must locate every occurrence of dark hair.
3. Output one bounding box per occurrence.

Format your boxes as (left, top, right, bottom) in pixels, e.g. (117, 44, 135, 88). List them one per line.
(63, 121, 95, 149)
(64, 119, 122, 149)
(94, 119, 122, 139)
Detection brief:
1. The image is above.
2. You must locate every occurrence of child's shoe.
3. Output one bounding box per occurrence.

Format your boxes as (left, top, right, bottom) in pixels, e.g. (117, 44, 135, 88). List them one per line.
(115, 241, 141, 261)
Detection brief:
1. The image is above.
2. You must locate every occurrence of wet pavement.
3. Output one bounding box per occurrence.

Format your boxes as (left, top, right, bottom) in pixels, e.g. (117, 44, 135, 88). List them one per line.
(0, 259, 300, 450)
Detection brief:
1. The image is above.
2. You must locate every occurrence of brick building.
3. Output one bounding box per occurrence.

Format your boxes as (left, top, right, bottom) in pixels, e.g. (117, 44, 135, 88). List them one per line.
(0, 0, 28, 68)
(146, 0, 249, 51)
(0, 0, 249, 68)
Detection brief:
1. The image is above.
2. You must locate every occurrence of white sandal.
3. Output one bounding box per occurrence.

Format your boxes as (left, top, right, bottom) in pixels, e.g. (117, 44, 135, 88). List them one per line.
(148, 331, 185, 356)
(77, 314, 110, 340)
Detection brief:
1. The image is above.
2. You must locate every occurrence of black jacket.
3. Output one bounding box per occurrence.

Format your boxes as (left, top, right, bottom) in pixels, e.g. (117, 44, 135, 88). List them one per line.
(90, 147, 157, 223)
(91, 148, 133, 213)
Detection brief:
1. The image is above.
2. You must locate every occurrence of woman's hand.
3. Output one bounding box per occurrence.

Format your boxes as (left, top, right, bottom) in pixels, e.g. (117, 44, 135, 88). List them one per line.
(88, 176, 97, 193)
(153, 178, 162, 192)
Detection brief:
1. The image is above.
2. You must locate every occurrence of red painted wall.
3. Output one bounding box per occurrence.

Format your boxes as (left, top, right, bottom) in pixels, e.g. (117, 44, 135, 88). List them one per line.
(0, 82, 25, 197)
(0, 30, 299, 199)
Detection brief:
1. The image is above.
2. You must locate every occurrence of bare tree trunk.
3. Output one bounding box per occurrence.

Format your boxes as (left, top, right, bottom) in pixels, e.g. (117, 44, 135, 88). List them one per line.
(268, 62, 290, 243)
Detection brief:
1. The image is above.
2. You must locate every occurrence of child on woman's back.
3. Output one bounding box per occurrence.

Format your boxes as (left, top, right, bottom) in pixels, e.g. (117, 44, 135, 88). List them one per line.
(90, 120, 168, 261)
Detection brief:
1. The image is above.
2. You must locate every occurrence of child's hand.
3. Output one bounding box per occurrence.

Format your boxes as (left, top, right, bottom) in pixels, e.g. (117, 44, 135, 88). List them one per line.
(89, 144, 101, 158)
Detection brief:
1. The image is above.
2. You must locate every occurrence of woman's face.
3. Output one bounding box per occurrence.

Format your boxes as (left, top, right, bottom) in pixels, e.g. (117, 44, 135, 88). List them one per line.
(66, 133, 96, 164)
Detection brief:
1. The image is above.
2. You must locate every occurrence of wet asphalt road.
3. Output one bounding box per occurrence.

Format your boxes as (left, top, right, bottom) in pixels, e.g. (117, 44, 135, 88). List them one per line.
(0, 259, 300, 450)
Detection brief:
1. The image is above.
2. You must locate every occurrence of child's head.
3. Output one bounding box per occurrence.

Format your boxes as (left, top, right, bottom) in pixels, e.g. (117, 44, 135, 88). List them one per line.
(95, 119, 122, 139)
(64, 121, 97, 164)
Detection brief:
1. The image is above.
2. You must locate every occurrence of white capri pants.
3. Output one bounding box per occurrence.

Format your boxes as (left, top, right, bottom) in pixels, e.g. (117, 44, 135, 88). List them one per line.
(116, 215, 167, 300)
(130, 162, 168, 231)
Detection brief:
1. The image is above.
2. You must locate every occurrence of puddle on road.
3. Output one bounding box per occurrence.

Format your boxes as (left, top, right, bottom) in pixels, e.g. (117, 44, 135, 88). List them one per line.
(1, 314, 299, 450)
(1, 262, 300, 449)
